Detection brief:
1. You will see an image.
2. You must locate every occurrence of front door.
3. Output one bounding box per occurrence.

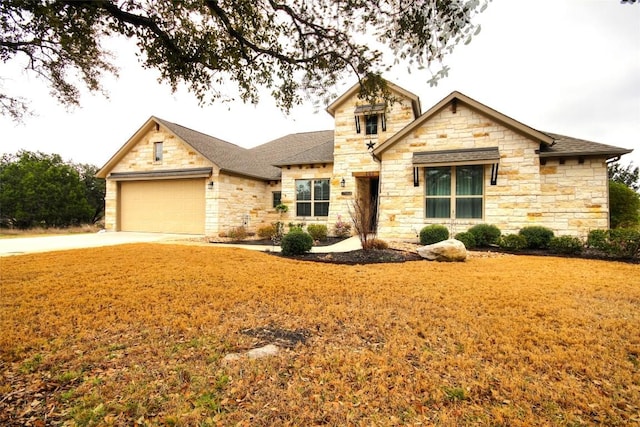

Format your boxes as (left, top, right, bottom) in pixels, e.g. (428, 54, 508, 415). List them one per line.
(356, 175, 380, 234)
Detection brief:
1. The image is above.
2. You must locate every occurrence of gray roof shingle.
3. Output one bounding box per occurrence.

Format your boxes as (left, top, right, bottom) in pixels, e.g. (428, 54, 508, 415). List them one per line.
(157, 118, 334, 180)
(540, 132, 632, 158)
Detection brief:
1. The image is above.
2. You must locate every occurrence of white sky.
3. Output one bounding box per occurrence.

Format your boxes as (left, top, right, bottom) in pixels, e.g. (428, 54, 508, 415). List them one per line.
(1, 0, 639, 168)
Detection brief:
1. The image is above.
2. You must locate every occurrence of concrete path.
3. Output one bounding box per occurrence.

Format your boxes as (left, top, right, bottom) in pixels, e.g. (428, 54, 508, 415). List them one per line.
(208, 236, 362, 253)
(0, 232, 362, 257)
(0, 232, 196, 257)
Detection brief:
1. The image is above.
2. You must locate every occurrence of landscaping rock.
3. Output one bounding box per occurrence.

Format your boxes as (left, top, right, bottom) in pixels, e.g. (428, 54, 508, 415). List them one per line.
(222, 344, 280, 363)
(417, 239, 467, 262)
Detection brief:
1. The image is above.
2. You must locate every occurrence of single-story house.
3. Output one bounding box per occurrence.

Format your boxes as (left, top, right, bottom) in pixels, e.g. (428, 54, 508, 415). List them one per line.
(96, 81, 632, 239)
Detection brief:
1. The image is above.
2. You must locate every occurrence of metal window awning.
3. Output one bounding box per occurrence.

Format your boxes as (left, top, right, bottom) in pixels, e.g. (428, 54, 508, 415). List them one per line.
(108, 167, 213, 181)
(354, 103, 386, 114)
(412, 147, 500, 167)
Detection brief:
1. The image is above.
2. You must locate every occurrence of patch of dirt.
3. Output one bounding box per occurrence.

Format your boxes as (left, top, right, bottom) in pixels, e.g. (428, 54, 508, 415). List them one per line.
(240, 325, 311, 348)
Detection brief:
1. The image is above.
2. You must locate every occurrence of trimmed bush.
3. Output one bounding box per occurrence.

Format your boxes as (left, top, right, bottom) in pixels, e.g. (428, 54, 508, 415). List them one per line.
(257, 225, 276, 239)
(519, 226, 554, 249)
(307, 224, 328, 241)
(467, 224, 501, 247)
(454, 231, 476, 249)
(362, 238, 389, 250)
(499, 234, 527, 251)
(587, 229, 608, 250)
(419, 224, 449, 245)
(281, 229, 313, 256)
(549, 236, 584, 255)
(589, 228, 640, 258)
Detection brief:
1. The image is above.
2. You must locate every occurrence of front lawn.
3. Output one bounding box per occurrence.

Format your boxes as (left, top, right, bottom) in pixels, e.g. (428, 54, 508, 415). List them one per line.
(1, 244, 639, 426)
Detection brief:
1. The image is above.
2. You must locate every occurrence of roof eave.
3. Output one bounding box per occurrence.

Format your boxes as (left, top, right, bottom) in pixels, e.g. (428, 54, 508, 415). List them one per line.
(539, 149, 633, 159)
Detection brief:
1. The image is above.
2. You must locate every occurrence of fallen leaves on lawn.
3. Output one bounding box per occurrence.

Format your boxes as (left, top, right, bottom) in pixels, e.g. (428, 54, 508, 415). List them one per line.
(1, 244, 639, 426)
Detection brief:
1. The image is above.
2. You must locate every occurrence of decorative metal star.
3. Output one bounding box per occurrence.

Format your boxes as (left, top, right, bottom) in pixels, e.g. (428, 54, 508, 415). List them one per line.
(366, 140, 376, 150)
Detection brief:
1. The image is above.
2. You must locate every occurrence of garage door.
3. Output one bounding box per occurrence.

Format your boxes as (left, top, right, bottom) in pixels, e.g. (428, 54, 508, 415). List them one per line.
(120, 179, 205, 234)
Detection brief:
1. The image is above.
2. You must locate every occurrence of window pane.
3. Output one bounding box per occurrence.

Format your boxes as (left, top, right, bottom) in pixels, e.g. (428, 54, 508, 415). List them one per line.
(296, 202, 311, 217)
(365, 115, 378, 135)
(314, 202, 329, 217)
(314, 179, 330, 200)
(154, 142, 163, 162)
(426, 199, 450, 218)
(272, 191, 281, 208)
(456, 198, 482, 219)
(426, 167, 451, 196)
(296, 180, 311, 201)
(456, 165, 483, 195)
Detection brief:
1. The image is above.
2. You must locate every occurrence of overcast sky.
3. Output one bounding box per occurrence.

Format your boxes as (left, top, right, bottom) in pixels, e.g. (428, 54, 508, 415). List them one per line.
(1, 0, 639, 169)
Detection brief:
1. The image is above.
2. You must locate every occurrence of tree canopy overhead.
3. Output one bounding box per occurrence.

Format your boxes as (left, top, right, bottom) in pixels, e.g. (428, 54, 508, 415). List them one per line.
(1, 0, 490, 120)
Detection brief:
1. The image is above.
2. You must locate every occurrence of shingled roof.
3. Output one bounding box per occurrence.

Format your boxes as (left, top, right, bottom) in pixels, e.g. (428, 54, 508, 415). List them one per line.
(540, 132, 633, 159)
(157, 119, 334, 180)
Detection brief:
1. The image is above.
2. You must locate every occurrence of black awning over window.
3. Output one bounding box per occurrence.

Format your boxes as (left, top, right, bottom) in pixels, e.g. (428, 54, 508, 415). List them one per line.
(354, 103, 386, 114)
(413, 147, 500, 167)
(108, 167, 213, 181)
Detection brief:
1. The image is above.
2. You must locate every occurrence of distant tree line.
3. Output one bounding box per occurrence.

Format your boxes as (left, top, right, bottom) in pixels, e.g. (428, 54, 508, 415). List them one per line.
(0, 150, 105, 229)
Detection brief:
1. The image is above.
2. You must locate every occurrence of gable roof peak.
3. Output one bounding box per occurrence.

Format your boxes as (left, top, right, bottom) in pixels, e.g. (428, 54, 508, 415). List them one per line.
(326, 79, 421, 118)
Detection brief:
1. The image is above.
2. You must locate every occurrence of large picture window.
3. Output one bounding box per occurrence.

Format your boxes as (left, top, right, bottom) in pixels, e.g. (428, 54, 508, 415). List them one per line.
(425, 165, 484, 219)
(296, 179, 330, 217)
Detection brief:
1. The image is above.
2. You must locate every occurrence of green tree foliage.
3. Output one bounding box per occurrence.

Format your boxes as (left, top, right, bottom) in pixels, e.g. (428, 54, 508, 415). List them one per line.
(609, 180, 640, 229)
(0, 150, 103, 228)
(609, 162, 639, 191)
(1, 0, 489, 119)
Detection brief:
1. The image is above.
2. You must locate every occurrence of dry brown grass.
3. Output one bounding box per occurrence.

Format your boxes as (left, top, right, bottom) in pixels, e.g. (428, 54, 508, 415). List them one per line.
(1, 244, 639, 426)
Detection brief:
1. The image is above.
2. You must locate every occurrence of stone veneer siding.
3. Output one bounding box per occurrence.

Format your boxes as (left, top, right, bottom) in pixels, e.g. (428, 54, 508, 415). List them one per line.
(104, 127, 279, 235)
(377, 104, 609, 240)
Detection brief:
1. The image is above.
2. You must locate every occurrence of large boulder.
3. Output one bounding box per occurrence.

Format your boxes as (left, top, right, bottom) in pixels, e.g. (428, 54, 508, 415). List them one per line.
(417, 239, 467, 262)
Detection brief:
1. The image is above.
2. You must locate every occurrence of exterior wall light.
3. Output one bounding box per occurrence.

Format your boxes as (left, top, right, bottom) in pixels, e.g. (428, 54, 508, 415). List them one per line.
(340, 178, 346, 187)
(208, 181, 214, 189)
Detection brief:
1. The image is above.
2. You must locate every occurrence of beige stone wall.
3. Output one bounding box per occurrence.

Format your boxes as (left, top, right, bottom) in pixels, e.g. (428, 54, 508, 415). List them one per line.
(215, 173, 279, 236)
(377, 103, 609, 240)
(328, 89, 419, 233)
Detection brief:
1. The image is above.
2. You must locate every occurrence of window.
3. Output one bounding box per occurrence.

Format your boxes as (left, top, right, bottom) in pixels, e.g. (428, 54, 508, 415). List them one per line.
(296, 179, 330, 217)
(272, 191, 282, 208)
(365, 115, 378, 135)
(154, 142, 163, 162)
(425, 165, 484, 219)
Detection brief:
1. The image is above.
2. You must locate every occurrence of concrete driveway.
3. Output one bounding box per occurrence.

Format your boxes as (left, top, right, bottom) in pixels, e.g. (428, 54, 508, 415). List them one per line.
(0, 232, 198, 257)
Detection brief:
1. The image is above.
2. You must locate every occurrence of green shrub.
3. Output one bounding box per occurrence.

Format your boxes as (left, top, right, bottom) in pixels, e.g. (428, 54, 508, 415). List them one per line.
(549, 235, 584, 255)
(362, 238, 389, 250)
(499, 234, 527, 251)
(419, 224, 449, 245)
(587, 229, 608, 250)
(280, 230, 313, 256)
(519, 226, 554, 249)
(587, 228, 640, 258)
(467, 224, 501, 247)
(307, 224, 328, 241)
(609, 228, 640, 258)
(227, 226, 248, 241)
(257, 224, 276, 239)
(454, 231, 476, 249)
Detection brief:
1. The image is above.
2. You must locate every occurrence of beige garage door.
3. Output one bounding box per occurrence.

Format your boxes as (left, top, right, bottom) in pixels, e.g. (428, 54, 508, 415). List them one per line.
(120, 179, 205, 234)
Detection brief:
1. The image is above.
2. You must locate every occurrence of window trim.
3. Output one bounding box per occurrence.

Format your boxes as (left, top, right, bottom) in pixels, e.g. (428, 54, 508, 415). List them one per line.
(424, 165, 485, 219)
(295, 178, 330, 217)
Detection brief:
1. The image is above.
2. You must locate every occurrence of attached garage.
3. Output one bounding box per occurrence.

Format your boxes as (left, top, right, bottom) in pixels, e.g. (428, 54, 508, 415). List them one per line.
(111, 168, 212, 234)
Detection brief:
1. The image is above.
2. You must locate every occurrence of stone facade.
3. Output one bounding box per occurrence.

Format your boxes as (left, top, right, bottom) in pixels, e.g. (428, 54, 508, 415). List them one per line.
(376, 103, 610, 239)
(99, 84, 625, 240)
